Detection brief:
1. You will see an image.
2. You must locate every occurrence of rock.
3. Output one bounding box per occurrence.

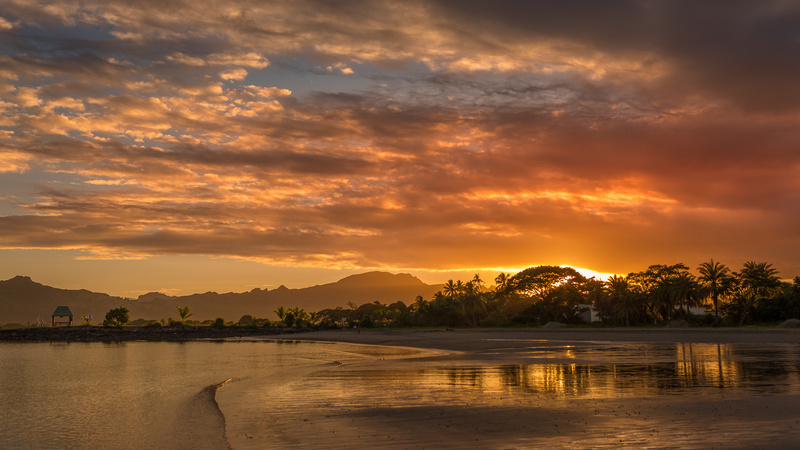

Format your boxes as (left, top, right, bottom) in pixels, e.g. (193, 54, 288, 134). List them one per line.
(779, 319, 800, 328)
(665, 319, 690, 328)
(542, 321, 566, 328)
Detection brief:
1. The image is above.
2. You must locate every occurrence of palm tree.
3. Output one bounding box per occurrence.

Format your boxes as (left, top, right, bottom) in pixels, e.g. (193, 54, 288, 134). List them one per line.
(274, 306, 287, 322)
(697, 259, 731, 317)
(671, 271, 699, 317)
(411, 295, 426, 312)
(443, 280, 458, 298)
(176, 306, 193, 323)
(494, 272, 510, 292)
(626, 270, 659, 323)
(455, 280, 465, 296)
(606, 275, 636, 326)
(464, 280, 476, 295)
(290, 306, 307, 326)
(734, 261, 781, 325)
(472, 274, 484, 293)
(645, 263, 690, 321)
(461, 292, 488, 327)
(739, 261, 781, 297)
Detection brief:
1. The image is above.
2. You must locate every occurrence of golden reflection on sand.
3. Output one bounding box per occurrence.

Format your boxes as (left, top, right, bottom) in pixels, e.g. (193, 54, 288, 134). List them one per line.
(222, 337, 800, 449)
(420, 343, 800, 398)
(675, 343, 739, 388)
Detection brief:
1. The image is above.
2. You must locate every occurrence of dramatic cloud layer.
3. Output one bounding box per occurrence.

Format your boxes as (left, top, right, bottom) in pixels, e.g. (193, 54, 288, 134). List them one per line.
(1, 0, 799, 291)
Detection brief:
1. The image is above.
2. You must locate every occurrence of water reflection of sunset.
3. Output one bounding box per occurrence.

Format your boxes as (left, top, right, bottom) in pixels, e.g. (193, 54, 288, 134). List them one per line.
(289, 342, 800, 415)
(243, 339, 800, 449)
(675, 343, 739, 389)
(428, 343, 800, 398)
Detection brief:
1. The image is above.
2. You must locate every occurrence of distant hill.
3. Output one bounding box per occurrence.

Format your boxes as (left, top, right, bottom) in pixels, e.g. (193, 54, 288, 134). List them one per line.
(0, 272, 444, 324)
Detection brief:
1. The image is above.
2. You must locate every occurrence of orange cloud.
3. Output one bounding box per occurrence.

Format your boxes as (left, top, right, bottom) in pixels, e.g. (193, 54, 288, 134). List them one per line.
(2, 0, 800, 288)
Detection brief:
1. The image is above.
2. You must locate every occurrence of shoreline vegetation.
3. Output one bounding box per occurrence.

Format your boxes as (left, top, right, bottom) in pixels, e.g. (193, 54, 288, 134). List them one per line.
(4, 261, 800, 338)
(312, 261, 800, 331)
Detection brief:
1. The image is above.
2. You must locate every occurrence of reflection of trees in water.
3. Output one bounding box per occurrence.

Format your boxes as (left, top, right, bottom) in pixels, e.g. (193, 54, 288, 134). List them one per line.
(500, 364, 596, 395)
(720, 344, 800, 393)
(435, 343, 800, 396)
(445, 368, 483, 387)
(674, 343, 738, 389)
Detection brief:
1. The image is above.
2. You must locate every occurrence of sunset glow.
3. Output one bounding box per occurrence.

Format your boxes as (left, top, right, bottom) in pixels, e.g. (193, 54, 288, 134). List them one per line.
(1, 1, 799, 295)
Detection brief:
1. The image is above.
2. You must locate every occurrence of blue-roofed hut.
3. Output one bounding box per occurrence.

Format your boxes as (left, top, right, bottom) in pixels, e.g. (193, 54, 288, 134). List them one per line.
(52, 306, 73, 327)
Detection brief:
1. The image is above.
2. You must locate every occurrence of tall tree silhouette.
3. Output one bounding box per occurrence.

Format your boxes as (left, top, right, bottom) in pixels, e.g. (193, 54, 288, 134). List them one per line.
(443, 280, 458, 298)
(605, 274, 644, 326)
(176, 306, 193, 323)
(472, 274, 484, 292)
(494, 272, 509, 292)
(697, 259, 731, 317)
(734, 261, 781, 325)
(274, 306, 287, 322)
(642, 263, 690, 321)
(671, 271, 699, 317)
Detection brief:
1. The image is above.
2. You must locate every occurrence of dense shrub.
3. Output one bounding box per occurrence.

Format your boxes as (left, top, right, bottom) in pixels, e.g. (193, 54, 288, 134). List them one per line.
(360, 316, 374, 328)
(103, 306, 129, 327)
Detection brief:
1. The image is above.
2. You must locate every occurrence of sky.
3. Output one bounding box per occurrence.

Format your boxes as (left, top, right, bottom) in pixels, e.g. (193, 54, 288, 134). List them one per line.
(1, 1, 799, 297)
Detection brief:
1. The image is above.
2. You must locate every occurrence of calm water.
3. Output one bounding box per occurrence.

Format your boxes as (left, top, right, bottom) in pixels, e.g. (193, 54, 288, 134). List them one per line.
(0, 340, 418, 449)
(2, 340, 800, 449)
(272, 341, 800, 411)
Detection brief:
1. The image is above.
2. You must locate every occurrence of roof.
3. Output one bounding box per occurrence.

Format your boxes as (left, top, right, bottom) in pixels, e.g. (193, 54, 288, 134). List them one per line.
(52, 306, 73, 316)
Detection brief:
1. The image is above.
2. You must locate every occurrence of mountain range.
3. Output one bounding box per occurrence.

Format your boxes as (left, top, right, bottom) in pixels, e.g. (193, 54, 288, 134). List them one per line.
(0, 272, 444, 324)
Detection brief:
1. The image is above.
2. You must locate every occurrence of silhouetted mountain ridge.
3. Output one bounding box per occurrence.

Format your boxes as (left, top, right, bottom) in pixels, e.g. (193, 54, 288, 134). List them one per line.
(334, 272, 425, 287)
(0, 275, 126, 324)
(0, 272, 443, 323)
(137, 292, 174, 302)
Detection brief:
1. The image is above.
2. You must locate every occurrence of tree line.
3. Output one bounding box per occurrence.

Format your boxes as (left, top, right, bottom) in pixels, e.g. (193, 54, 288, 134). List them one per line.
(317, 260, 800, 328)
(94, 260, 799, 329)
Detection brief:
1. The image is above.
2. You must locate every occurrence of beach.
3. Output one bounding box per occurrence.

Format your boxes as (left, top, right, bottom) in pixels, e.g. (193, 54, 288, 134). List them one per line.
(220, 328, 800, 449)
(262, 326, 800, 349)
(4, 327, 800, 448)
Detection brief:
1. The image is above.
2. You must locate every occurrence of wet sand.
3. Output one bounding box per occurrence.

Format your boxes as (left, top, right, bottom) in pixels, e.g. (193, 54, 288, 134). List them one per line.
(223, 328, 800, 449)
(280, 327, 800, 349)
(174, 379, 233, 450)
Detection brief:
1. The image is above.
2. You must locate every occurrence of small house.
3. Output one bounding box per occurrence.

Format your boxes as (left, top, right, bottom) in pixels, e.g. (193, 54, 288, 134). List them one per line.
(52, 306, 74, 327)
(577, 304, 602, 323)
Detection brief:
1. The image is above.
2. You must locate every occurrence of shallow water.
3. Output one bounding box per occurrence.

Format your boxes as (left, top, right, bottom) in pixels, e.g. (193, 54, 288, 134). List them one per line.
(264, 342, 800, 408)
(0, 340, 411, 449)
(230, 341, 800, 448)
(2, 340, 800, 449)
(424, 342, 800, 398)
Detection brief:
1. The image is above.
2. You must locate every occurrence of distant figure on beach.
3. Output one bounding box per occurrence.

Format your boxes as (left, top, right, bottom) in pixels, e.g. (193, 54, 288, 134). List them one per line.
(357, 323, 361, 334)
